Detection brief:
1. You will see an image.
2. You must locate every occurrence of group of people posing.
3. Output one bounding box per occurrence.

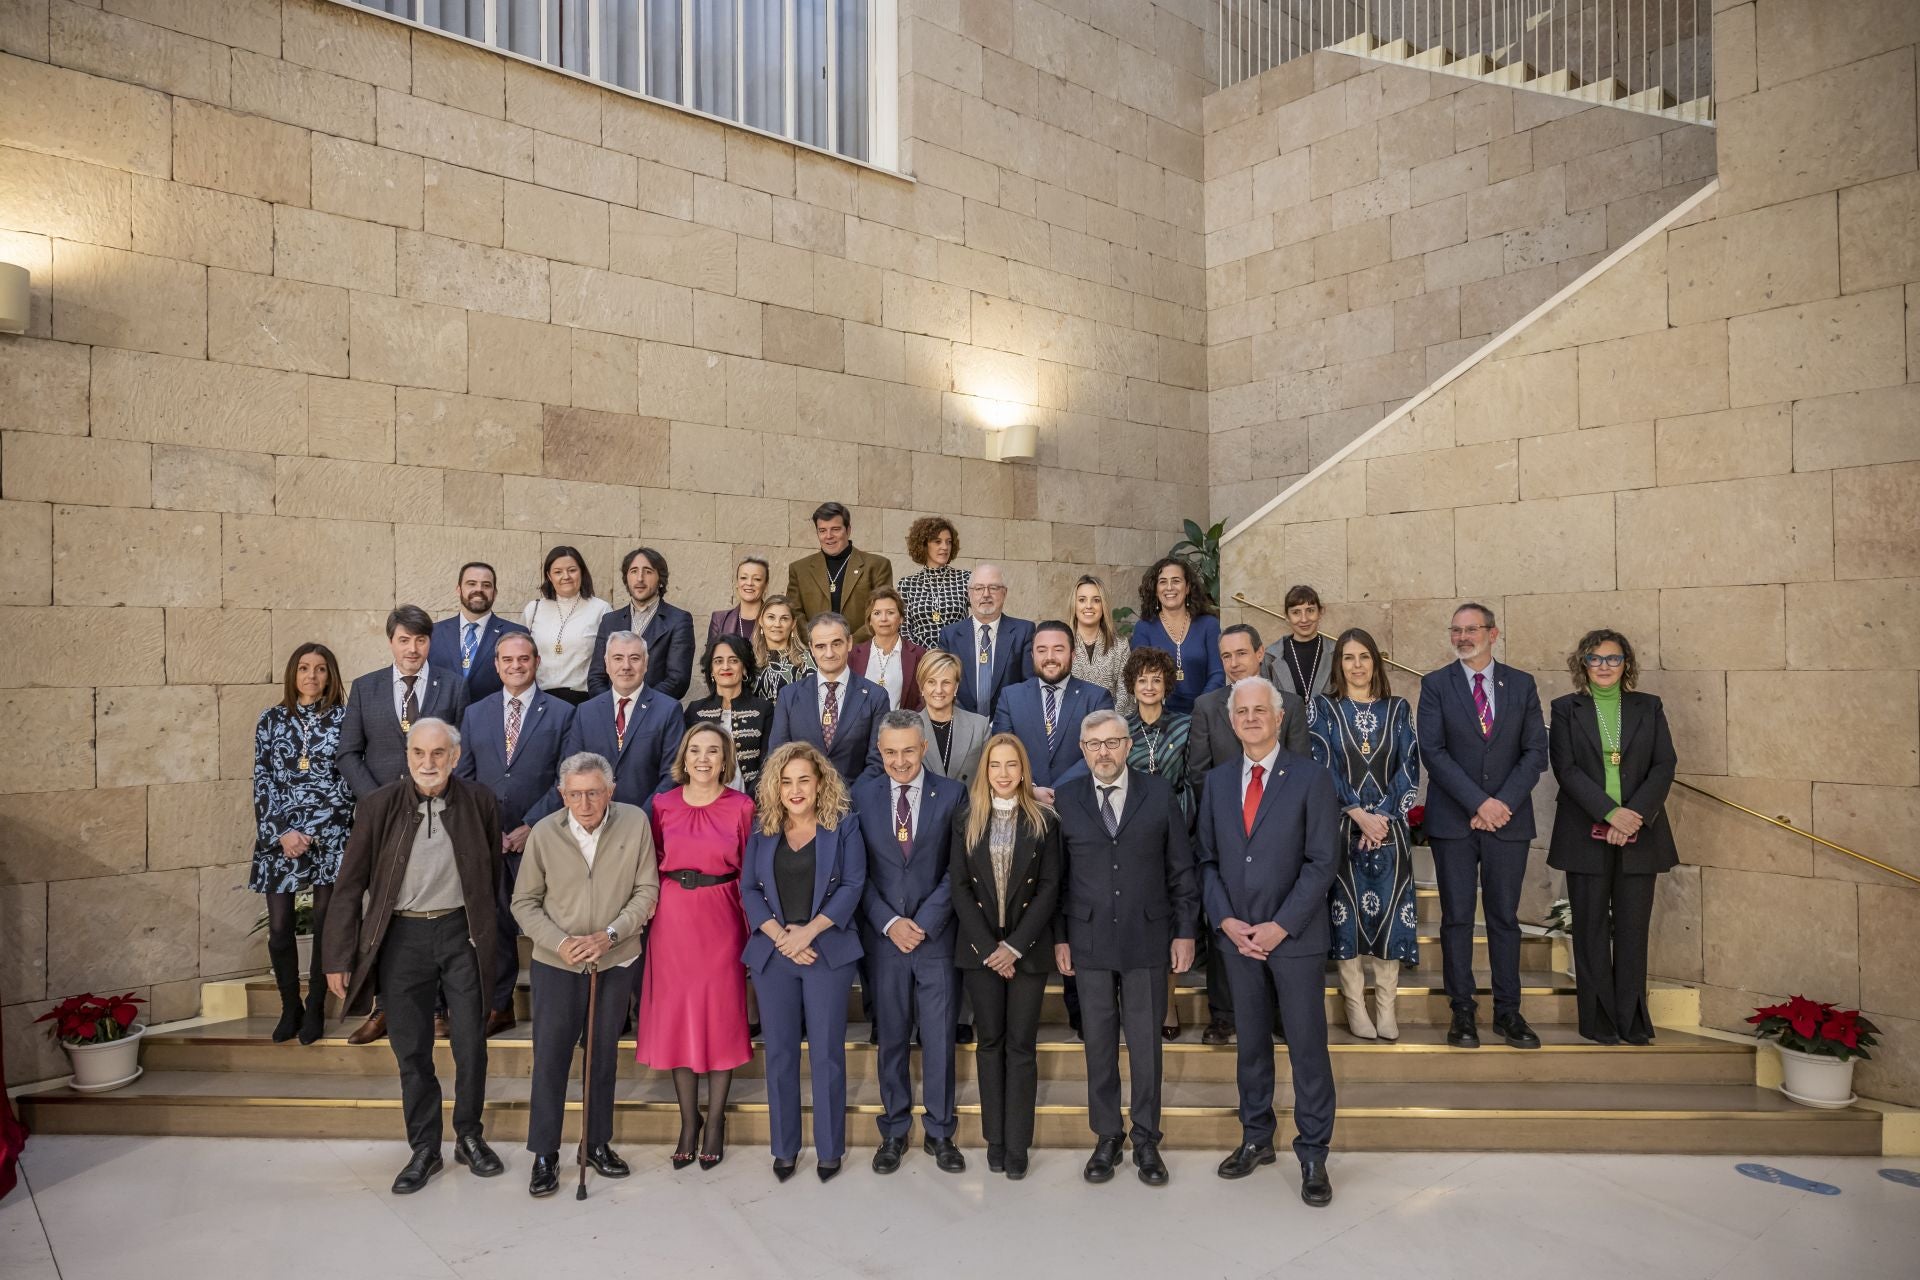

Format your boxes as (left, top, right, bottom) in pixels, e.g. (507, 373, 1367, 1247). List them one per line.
(250, 503, 1681, 1205)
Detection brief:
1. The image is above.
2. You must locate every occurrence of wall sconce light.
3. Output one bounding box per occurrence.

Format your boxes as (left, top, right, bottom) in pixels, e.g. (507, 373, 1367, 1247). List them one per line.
(981, 400, 1037, 464)
(0, 262, 29, 335)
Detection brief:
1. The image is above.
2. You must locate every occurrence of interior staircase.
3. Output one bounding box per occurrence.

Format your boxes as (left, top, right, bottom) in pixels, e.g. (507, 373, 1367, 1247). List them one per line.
(15, 888, 1884, 1155)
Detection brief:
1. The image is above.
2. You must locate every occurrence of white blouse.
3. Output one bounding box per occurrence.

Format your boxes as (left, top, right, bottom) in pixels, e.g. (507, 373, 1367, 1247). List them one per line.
(520, 595, 612, 692)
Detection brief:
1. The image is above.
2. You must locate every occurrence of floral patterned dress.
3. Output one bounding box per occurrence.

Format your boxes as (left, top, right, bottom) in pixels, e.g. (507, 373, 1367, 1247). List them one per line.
(754, 650, 813, 702)
(1307, 694, 1420, 964)
(250, 703, 355, 893)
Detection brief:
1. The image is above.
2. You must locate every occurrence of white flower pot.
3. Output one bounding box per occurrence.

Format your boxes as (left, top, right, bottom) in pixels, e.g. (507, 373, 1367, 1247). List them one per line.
(64, 1023, 145, 1093)
(296, 932, 314, 972)
(1776, 1043, 1857, 1109)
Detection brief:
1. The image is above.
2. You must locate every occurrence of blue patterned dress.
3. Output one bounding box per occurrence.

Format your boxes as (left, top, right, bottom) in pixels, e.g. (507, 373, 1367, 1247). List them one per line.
(1308, 694, 1420, 964)
(250, 703, 354, 893)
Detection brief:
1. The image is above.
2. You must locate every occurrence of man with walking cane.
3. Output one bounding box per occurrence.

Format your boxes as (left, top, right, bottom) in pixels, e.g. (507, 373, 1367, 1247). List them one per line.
(513, 751, 660, 1198)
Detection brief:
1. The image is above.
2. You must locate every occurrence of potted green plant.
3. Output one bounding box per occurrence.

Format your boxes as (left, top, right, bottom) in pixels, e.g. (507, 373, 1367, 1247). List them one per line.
(1748, 996, 1879, 1108)
(34, 991, 146, 1092)
(250, 891, 317, 970)
(1169, 519, 1225, 605)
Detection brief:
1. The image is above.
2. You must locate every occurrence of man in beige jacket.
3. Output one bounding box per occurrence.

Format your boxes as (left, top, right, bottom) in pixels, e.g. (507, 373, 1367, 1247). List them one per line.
(512, 750, 659, 1197)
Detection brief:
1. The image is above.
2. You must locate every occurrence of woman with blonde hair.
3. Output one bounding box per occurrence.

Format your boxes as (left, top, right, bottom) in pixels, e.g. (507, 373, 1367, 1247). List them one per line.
(751, 594, 813, 700)
(948, 733, 1062, 1180)
(916, 649, 990, 784)
(1068, 574, 1134, 716)
(741, 741, 867, 1182)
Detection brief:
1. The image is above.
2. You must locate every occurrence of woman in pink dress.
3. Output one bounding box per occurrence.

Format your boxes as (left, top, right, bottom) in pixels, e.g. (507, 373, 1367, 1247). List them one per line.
(636, 723, 756, 1170)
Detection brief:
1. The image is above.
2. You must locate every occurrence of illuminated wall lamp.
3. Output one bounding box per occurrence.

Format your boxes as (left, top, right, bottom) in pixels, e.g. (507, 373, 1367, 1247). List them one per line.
(981, 401, 1037, 464)
(0, 262, 29, 335)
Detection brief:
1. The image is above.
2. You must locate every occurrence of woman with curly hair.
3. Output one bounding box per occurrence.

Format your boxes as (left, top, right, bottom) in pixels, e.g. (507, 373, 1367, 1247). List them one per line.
(897, 516, 971, 649)
(1125, 556, 1223, 715)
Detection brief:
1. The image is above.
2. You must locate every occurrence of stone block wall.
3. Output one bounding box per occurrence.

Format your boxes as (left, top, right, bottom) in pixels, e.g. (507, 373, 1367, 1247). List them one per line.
(1204, 50, 1715, 526)
(1219, 4, 1920, 1104)
(0, 0, 1216, 1083)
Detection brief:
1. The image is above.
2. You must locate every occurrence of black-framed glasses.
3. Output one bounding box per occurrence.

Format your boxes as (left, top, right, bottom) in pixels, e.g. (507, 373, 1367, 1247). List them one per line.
(1583, 654, 1627, 669)
(1080, 737, 1130, 751)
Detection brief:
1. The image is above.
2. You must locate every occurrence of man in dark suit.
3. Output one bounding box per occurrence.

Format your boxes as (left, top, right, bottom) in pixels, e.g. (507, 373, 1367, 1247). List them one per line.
(337, 605, 471, 1046)
(1417, 602, 1550, 1050)
(1054, 708, 1197, 1187)
(1187, 622, 1307, 1046)
(1197, 676, 1339, 1207)
(851, 711, 968, 1176)
(786, 500, 894, 643)
(991, 620, 1113, 802)
(429, 561, 530, 703)
(936, 563, 1032, 719)
(455, 632, 575, 1036)
(561, 630, 684, 807)
(586, 547, 696, 699)
(768, 612, 886, 785)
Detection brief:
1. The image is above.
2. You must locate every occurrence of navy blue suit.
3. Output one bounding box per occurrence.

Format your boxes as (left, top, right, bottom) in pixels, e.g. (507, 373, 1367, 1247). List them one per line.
(742, 821, 867, 1163)
(1416, 661, 1549, 1017)
(430, 614, 531, 703)
(768, 671, 887, 784)
(456, 688, 573, 1015)
(1196, 754, 1340, 1164)
(990, 676, 1113, 791)
(558, 686, 685, 811)
(851, 769, 966, 1141)
(585, 600, 696, 699)
(937, 614, 1033, 719)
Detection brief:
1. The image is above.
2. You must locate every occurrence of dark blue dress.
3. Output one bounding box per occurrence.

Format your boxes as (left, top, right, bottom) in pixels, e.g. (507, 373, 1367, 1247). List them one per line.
(1127, 614, 1224, 715)
(1308, 694, 1420, 964)
(250, 703, 354, 893)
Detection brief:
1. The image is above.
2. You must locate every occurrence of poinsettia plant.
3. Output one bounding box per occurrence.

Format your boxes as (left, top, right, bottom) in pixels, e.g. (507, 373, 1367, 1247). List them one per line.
(1748, 995, 1879, 1062)
(34, 992, 145, 1046)
(1406, 804, 1428, 846)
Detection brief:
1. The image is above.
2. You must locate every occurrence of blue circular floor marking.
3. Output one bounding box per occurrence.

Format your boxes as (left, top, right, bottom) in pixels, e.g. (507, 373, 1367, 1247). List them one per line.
(1879, 1168, 1920, 1188)
(1734, 1163, 1840, 1195)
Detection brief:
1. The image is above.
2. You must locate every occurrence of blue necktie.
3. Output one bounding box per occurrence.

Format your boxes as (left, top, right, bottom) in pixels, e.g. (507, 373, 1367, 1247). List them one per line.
(1043, 683, 1060, 753)
(461, 621, 479, 671)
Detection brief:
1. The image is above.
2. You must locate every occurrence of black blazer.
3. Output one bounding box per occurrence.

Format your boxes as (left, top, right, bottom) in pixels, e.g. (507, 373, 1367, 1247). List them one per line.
(1547, 690, 1679, 875)
(586, 600, 696, 700)
(948, 806, 1063, 976)
(683, 694, 775, 793)
(1053, 770, 1198, 972)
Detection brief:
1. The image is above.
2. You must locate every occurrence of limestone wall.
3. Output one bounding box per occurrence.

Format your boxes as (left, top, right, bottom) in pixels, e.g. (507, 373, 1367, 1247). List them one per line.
(0, 0, 1215, 1082)
(1218, 6, 1920, 1104)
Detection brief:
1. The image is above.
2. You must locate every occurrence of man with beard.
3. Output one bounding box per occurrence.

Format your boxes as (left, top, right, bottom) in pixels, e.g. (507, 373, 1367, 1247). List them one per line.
(430, 561, 530, 703)
(586, 547, 696, 699)
(989, 621, 1113, 804)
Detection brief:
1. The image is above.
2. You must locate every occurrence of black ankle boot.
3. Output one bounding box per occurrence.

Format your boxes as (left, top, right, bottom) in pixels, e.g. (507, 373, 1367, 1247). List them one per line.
(298, 987, 327, 1045)
(268, 940, 303, 1043)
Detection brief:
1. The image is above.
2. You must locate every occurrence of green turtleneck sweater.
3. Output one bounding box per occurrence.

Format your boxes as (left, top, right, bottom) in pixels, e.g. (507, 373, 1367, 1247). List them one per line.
(1591, 682, 1624, 808)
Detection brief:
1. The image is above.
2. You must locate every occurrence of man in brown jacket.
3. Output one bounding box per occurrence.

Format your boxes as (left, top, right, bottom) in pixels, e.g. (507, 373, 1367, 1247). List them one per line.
(512, 750, 660, 1196)
(324, 717, 504, 1194)
(786, 501, 894, 643)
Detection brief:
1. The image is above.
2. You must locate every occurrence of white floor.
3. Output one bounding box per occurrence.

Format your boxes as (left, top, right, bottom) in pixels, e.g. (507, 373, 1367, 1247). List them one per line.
(3, 1137, 1917, 1279)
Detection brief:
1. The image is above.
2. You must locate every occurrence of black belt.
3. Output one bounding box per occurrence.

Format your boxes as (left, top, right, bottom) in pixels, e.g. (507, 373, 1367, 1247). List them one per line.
(663, 869, 739, 890)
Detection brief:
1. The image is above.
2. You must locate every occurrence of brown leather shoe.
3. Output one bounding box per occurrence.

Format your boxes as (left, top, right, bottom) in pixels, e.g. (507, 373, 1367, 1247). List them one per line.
(433, 1015, 451, 1039)
(484, 1009, 517, 1038)
(346, 1012, 387, 1045)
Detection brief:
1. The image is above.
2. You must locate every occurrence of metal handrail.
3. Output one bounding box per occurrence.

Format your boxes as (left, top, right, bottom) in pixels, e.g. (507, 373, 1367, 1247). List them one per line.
(1229, 592, 1920, 886)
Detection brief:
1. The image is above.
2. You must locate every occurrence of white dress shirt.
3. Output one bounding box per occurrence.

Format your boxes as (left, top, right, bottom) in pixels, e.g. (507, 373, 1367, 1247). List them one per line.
(521, 594, 611, 693)
(391, 664, 428, 724)
(501, 687, 533, 742)
(567, 811, 636, 967)
(863, 638, 906, 708)
(881, 767, 926, 934)
(815, 671, 848, 725)
(1092, 766, 1129, 823)
(456, 613, 493, 672)
(1240, 745, 1281, 805)
(1458, 658, 1497, 722)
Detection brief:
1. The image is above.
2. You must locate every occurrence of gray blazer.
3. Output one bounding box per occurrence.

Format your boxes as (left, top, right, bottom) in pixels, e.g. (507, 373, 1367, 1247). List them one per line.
(920, 706, 990, 786)
(337, 664, 470, 799)
(1186, 681, 1308, 804)
(1261, 636, 1336, 705)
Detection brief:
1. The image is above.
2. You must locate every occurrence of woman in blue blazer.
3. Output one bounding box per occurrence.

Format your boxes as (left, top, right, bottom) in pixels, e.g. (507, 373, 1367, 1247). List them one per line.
(1126, 556, 1224, 715)
(742, 740, 867, 1183)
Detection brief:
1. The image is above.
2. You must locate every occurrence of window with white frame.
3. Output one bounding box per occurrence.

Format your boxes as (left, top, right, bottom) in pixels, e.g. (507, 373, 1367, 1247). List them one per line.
(348, 0, 899, 170)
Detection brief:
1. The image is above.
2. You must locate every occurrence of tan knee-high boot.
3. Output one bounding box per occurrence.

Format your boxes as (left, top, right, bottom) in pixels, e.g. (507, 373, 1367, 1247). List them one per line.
(1370, 957, 1401, 1042)
(1338, 957, 1377, 1039)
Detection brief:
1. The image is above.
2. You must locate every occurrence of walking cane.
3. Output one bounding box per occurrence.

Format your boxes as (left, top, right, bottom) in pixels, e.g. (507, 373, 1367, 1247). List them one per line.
(576, 960, 599, 1201)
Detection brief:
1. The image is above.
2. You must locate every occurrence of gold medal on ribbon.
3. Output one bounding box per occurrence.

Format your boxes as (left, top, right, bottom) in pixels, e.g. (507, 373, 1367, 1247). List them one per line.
(897, 823, 911, 841)
(298, 756, 310, 772)
(1609, 750, 1622, 766)
(400, 720, 412, 734)
(933, 611, 941, 625)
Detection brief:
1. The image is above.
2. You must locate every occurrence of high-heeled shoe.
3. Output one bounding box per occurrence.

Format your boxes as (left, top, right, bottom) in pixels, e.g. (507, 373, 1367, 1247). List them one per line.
(671, 1115, 705, 1170)
(772, 1158, 796, 1183)
(817, 1159, 842, 1183)
(698, 1115, 727, 1169)
(1161, 1019, 1180, 1041)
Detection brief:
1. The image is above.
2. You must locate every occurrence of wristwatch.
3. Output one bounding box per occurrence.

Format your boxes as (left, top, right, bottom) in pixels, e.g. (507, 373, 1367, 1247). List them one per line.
(604, 925, 619, 945)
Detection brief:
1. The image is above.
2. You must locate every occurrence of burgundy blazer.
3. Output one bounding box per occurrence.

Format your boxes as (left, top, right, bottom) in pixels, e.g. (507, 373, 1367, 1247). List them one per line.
(849, 638, 925, 712)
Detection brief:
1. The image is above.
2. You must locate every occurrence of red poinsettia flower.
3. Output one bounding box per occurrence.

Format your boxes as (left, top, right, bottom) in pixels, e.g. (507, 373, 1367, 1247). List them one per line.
(1407, 805, 1426, 826)
(1821, 1009, 1861, 1049)
(1784, 995, 1828, 1038)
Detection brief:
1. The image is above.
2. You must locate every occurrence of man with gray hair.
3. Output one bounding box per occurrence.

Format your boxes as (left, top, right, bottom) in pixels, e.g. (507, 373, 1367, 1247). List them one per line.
(512, 751, 660, 1197)
(559, 629, 684, 805)
(324, 717, 505, 1194)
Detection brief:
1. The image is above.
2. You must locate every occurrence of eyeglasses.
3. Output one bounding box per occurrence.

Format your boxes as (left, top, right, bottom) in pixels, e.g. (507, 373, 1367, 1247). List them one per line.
(1448, 626, 1490, 637)
(970, 584, 1008, 595)
(1582, 654, 1627, 669)
(561, 789, 609, 802)
(1080, 737, 1130, 751)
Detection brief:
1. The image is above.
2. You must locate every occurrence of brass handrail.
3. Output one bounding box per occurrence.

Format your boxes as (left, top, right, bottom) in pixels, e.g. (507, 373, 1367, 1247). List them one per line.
(1229, 592, 1920, 887)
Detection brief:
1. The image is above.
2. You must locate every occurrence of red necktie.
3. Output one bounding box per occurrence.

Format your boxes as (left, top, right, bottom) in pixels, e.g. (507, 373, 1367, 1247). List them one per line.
(615, 695, 630, 747)
(1243, 762, 1264, 836)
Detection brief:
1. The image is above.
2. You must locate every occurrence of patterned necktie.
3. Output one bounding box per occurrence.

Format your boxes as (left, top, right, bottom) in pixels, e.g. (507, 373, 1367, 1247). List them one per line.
(896, 783, 913, 860)
(977, 623, 993, 702)
(1043, 683, 1060, 753)
(1099, 785, 1119, 836)
(615, 695, 630, 747)
(504, 695, 522, 763)
(401, 675, 419, 728)
(461, 621, 479, 671)
(822, 680, 840, 749)
(1473, 671, 1493, 739)
(1243, 763, 1264, 836)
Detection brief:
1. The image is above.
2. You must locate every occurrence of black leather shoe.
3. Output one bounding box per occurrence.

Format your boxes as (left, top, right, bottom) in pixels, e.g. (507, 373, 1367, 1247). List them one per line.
(1216, 1142, 1277, 1180)
(1202, 1018, 1233, 1045)
(986, 1143, 1006, 1173)
(1446, 1009, 1481, 1048)
(453, 1133, 503, 1177)
(585, 1144, 629, 1177)
(528, 1153, 558, 1197)
(955, 1022, 975, 1045)
(1005, 1151, 1029, 1180)
(391, 1148, 443, 1194)
(817, 1159, 842, 1183)
(772, 1159, 796, 1183)
(1083, 1135, 1124, 1183)
(924, 1135, 966, 1173)
(1623, 1033, 1653, 1046)
(872, 1135, 907, 1175)
(1301, 1160, 1332, 1207)
(1135, 1141, 1169, 1186)
(1493, 1011, 1541, 1049)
